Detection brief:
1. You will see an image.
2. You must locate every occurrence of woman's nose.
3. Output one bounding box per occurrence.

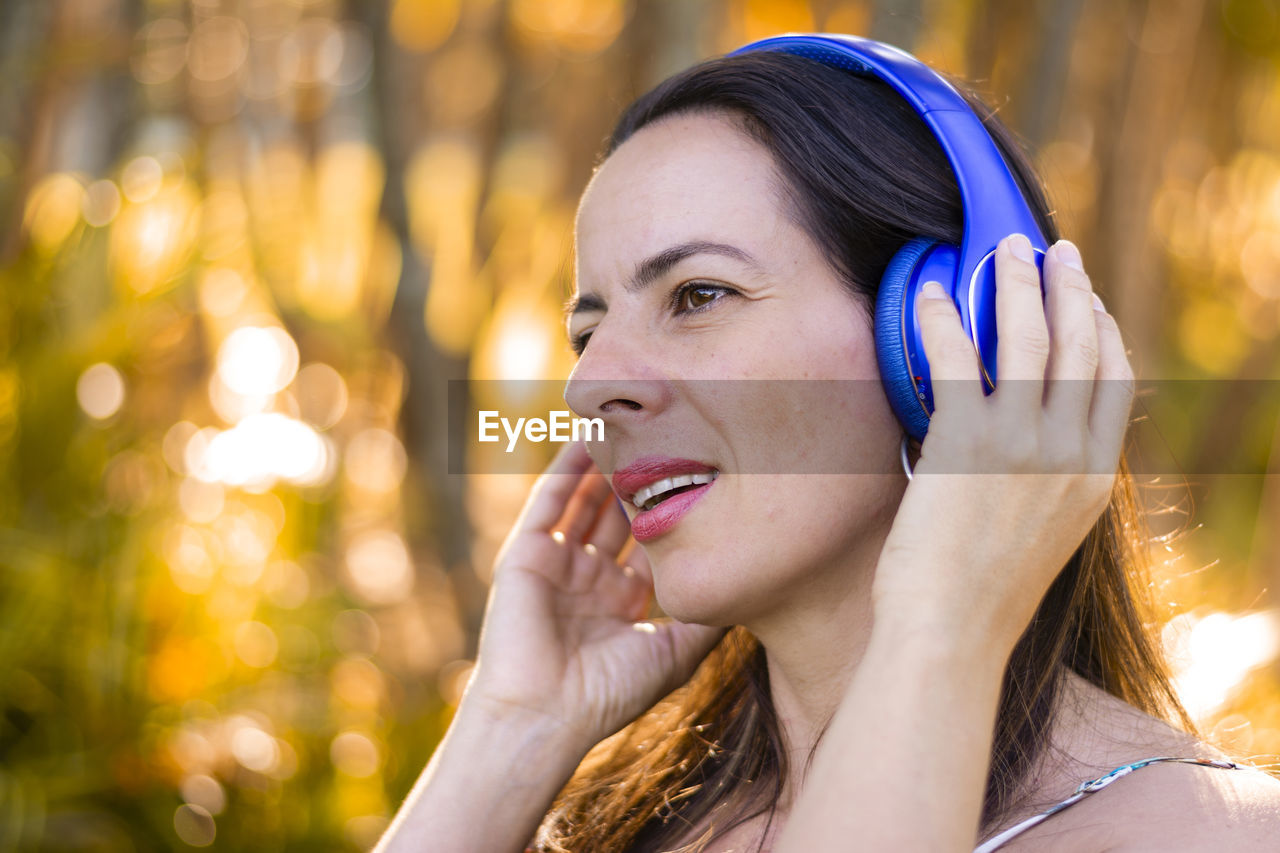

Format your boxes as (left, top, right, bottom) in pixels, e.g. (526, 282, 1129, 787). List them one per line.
(563, 320, 673, 422)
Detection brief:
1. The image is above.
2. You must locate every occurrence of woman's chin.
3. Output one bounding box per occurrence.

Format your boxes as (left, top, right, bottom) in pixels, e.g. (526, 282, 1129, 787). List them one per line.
(652, 573, 766, 629)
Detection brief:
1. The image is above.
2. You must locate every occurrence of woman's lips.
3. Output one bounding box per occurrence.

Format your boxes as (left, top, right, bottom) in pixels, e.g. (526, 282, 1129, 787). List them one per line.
(611, 455, 719, 542)
(611, 456, 717, 503)
(630, 479, 714, 542)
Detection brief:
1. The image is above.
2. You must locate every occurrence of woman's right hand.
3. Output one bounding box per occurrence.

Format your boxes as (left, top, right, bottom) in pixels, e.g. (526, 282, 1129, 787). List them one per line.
(462, 439, 726, 752)
(872, 235, 1131, 658)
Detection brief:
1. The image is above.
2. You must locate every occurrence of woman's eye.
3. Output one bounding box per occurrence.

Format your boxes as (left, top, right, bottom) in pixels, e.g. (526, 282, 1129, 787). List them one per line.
(675, 283, 732, 312)
(570, 284, 733, 356)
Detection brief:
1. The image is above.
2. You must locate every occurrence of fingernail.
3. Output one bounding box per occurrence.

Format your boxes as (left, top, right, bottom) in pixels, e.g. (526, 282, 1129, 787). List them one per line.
(1006, 233, 1034, 263)
(1092, 292, 1106, 312)
(920, 281, 949, 300)
(1055, 240, 1084, 271)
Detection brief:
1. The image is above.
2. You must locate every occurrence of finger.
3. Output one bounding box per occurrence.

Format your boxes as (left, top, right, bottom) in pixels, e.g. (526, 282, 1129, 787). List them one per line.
(915, 280, 984, 417)
(1042, 240, 1100, 425)
(1087, 300, 1135, 467)
(993, 234, 1050, 410)
(586, 496, 632, 557)
(517, 440, 595, 533)
(558, 471, 614, 541)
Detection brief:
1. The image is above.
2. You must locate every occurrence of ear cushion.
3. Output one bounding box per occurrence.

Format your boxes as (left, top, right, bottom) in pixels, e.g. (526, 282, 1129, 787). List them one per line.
(874, 237, 940, 442)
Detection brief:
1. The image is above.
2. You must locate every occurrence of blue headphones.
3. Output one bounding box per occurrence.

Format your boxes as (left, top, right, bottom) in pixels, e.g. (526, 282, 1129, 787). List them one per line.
(729, 33, 1049, 441)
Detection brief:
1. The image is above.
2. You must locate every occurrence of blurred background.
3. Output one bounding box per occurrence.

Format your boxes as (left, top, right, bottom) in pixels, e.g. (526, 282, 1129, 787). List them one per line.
(3, 0, 1280, 848)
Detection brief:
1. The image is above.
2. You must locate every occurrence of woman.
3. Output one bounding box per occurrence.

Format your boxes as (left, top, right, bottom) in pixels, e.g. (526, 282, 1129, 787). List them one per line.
(378, 37, 1280, 852)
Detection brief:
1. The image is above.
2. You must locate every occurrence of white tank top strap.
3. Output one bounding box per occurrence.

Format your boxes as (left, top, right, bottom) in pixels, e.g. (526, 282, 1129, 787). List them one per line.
(971, 756, 1242, 853)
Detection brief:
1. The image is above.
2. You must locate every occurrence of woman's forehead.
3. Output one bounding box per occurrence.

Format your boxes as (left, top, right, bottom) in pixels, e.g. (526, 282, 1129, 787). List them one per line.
(573, 113, 790, 280)
(578, 112, 774, 219)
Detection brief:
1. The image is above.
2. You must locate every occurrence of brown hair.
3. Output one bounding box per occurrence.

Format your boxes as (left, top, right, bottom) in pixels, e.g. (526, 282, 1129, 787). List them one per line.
(535, 50, 1191, 852)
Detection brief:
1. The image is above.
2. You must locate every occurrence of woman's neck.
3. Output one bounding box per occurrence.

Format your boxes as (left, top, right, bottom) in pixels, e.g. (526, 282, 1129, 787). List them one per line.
(746, 544, 880, 810)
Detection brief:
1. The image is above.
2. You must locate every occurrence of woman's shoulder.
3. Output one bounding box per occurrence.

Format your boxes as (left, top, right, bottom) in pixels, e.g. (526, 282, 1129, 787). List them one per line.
(993, 672, 1280, 851)
(1087, 754, 1280, 849)
(995, 753, 1280, 852)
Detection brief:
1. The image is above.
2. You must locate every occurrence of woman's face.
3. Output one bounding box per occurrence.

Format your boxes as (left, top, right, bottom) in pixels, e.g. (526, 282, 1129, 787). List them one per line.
(565, 111, 906, 628)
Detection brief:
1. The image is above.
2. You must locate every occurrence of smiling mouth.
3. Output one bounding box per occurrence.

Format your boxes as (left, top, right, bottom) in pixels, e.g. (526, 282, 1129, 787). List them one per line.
(632, 470, 719, 511)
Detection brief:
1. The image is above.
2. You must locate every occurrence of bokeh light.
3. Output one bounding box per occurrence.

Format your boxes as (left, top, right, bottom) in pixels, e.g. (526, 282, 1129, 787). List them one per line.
(229, 718, 280, 774)
(331, 730, 382, 778)
(234, 621, 280, 668)
(76, 363, 126, 420)
(295, 362, 349, 429)
(344, 530, 414, 605)
(344, 428, 407, 493)
(173, 804, 217, 847)
(391, 0, 460, 52)
(110, 173, 201, 294)
(82, 179, 122, 227)
(192, 413, 332, 490)
(1165, 609, 1280, 720)
(217, 326, 301, 397)
(180, 774, 227, 816)
(24, 173, 84, 253)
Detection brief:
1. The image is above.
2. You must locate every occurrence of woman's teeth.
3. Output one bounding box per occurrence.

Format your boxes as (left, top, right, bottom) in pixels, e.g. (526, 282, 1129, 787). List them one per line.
(633, 471, 718, 511)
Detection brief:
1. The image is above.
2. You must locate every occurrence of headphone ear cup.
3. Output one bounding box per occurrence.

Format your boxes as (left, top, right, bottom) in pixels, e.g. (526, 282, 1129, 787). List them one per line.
(874, 237, 946, 442)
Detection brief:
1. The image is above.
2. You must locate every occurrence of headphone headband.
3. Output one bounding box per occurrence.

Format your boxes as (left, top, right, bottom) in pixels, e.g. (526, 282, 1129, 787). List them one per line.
(728, 33, 1048, 296)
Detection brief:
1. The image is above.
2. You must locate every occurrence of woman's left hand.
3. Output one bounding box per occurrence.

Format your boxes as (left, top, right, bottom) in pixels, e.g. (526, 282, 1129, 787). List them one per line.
(873, 233, 1134, 657)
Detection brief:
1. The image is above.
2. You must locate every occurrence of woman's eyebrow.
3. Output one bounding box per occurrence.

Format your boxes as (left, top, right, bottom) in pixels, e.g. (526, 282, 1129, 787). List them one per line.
(566, 240, 761, 317)
(566, 292, 607, 317)
(628, 240, 759, 292)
